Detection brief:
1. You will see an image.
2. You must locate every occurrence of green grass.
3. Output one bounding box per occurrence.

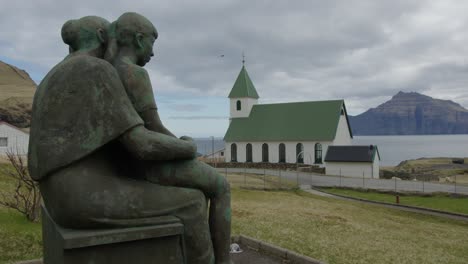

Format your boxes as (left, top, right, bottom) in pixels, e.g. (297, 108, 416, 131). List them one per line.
(0, 207, 42, 264)
(225, 173, 297, 190)
(321, 187, 468, 215)
(2, 165, 468, 264)
(0, 163, 42, 264)
(232, 188, 468, 264)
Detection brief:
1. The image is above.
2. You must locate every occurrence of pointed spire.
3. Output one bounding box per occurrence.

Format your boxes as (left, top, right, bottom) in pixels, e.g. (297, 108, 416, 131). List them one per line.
(228, 64, 259, 99)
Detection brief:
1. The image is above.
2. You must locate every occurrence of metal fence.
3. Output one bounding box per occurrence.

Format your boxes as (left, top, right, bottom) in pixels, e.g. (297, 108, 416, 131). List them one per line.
(219, 167, 298, 190)
(217, 167, 468, 195)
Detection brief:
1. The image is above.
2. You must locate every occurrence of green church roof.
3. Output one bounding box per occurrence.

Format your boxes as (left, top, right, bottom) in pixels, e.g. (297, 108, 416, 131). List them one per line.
(228, 66, 259, 99)
(224, 100, 353, 142)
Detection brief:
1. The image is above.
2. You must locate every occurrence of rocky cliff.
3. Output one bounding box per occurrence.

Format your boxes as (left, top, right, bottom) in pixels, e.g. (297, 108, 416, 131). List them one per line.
(349, 91, 468, 135)
(0, 60, 36, 128)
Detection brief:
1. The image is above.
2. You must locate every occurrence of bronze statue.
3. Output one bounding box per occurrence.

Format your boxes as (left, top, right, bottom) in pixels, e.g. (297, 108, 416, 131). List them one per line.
(29, 14, 231, 264)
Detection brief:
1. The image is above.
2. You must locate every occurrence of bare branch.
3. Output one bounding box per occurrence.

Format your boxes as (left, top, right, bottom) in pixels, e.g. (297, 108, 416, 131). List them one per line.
(0, 149, 41, 222)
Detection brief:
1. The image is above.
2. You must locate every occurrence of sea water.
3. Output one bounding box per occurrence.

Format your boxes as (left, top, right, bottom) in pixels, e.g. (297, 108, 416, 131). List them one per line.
(353, 135, 468, 166)
(195, 135, 468, 166)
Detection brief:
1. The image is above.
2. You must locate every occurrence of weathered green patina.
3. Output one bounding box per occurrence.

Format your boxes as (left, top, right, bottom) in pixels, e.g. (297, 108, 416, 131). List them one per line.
(28, 14, 232, 264)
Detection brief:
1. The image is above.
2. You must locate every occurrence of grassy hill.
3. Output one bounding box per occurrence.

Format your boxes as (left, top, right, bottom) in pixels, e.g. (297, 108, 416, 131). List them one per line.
(0, 60, 36, 128)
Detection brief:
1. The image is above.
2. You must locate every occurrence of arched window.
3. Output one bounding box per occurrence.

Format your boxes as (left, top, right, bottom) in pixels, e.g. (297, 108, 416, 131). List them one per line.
(231, 143, 237, 162)
(262, 143, 269, 162)
(246, 143, 253, 162)
(236, 100, 241, 111)
(279, 143, 286, 163)
(315, 143, 322, 164)
(296, 143, 304, 164)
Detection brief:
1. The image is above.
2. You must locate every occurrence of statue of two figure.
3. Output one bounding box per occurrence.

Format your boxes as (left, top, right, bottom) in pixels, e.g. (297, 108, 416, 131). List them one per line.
(28, 12, 232, 264)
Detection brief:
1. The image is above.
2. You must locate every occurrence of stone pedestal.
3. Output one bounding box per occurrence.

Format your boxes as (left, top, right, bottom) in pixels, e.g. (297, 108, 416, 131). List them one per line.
(42, 207, 186, 264)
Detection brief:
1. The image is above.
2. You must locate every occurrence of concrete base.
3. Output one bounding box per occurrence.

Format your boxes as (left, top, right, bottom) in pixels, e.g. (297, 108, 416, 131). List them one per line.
(41, 206, 185, 264)
(231, 235, 324, 264)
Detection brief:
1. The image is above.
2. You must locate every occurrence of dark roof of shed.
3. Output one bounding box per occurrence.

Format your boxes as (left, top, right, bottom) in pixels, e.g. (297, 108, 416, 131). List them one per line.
(325, 145, 380, 162)
(224, 100, 353, 142)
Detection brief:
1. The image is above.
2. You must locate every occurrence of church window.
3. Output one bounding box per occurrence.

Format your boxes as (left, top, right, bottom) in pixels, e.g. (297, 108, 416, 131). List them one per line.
(231, 143, 237, 162)
(315, 143, 322, 164)
(262, 143, 269, 162)
(236, 100, 241, 111)
(246, 143, 253, 162)
(0, 137, 7, 147)
(279, 143, 286, 163)
(296, 143, 304, 164)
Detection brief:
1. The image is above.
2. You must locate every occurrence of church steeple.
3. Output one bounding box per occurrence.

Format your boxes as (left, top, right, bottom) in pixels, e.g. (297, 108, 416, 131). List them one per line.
(228, 65, 259, 99)
(228, 64, 259, 120)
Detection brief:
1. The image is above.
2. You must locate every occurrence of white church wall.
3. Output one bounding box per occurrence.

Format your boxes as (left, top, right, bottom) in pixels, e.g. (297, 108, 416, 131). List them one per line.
(229, 98, 258, 119)
(225, 142, 232, 162)
(225, 141, 334, 166)
(333, 114, 352, 145)
(304, 142, 333, 166)
(0, 123, 29, 156)
(372, 157, 380, 179)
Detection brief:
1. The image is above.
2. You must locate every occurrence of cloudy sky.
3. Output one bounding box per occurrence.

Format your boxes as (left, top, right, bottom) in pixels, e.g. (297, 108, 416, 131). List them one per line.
(2, 0, 468, 137)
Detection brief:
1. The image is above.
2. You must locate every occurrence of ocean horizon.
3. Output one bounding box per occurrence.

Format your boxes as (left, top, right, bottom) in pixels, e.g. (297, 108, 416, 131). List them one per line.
(195, 134, 468, 166)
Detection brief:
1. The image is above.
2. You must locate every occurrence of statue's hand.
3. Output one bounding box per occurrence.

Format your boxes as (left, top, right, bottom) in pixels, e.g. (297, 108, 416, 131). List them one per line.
(180, 136, 197, 157)
(180, 136, 194, 142)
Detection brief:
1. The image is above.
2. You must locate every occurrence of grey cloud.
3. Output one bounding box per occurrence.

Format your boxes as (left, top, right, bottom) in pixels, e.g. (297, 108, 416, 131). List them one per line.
(2, 0, 468, 115)
(167, 104, 206, 112)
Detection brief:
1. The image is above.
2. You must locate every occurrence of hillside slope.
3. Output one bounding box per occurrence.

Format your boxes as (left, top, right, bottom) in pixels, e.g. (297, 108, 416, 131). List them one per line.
(349, 91, 468, 135)
(0, 61, 36, 128)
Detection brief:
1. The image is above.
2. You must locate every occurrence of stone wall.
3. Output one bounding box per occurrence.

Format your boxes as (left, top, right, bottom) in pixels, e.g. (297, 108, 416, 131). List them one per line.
(206, 162, 325, 174)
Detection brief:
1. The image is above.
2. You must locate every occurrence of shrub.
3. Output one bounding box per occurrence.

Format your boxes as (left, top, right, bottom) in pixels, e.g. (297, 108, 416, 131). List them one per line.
(0, 150, 41, 222)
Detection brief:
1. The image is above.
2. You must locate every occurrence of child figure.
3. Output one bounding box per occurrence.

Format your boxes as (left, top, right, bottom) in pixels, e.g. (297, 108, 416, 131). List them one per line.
(106, 12, 232, 264)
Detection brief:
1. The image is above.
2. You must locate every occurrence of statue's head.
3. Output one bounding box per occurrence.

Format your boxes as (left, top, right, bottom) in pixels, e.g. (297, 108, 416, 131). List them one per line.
(105, 12, 158, 66)
(61, 16, 110, 58)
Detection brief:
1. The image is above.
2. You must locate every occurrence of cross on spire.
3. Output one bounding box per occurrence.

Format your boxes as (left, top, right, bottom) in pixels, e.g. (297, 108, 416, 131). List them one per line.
(242, 52, 245, 65)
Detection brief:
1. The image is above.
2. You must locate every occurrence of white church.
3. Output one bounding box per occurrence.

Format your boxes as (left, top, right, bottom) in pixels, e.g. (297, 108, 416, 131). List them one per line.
(223, 65, 380, 178)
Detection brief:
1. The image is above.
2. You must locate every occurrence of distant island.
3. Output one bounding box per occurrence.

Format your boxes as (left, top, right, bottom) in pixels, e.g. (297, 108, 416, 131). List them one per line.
(349, 91, 468, 135)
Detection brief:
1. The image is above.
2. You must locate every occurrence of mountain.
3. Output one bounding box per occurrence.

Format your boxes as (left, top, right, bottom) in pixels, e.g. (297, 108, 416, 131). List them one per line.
(0, 60, 36, 128)
(349, 91, 468, 135)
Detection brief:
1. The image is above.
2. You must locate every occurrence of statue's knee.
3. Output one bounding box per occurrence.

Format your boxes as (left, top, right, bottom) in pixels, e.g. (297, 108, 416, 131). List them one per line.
(190, 190, 207, 215)
(217, 176, 230, 195)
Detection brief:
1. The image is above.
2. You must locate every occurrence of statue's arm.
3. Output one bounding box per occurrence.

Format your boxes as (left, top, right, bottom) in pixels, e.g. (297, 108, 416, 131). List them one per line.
(119, 125, 196, 161)
(134, 68, 176, 137)
(140, 109, 176, 137)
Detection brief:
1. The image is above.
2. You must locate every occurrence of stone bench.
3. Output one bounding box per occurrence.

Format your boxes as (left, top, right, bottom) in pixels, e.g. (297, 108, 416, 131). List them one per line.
(42, 206, 186, 264)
